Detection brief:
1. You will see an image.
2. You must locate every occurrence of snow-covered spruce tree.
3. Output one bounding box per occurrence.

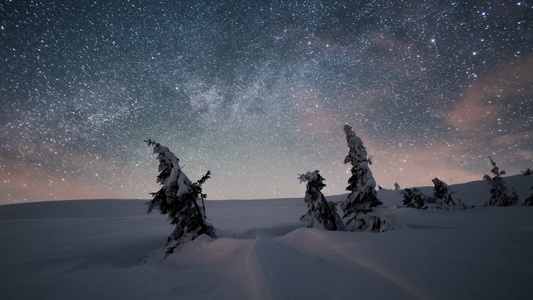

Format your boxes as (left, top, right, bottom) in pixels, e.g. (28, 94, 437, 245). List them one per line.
(299, 170, 344, 231)
(483, 156, 518, 207)
(401, 188, 426, 209)
(432, 177, 455, 207)
(145, 139, 216, 255)
(341, 125, 389, 232)
(431, 177, 475, 210)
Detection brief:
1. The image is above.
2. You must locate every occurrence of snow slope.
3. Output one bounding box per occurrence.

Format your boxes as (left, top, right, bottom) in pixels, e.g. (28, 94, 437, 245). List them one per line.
(1, 175, 532, 300)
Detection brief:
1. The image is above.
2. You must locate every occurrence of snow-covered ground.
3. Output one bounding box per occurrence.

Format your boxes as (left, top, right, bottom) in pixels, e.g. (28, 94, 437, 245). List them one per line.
(1, 175, 533, 300)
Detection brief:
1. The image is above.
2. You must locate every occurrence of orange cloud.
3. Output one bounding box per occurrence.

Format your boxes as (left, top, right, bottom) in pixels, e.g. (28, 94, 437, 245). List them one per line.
(492, 130, 533, 146)
(518, 150, 533, 160)
(449, 54, 533, 132)
(0, 154, 123, 203)
(369, 141, 483, 189)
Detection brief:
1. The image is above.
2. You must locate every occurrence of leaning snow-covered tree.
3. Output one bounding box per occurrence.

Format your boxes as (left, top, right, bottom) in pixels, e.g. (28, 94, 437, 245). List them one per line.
(145, 139, 216, 255)
(483, 156, 518, 207)
(299, 170, 344, 231)
(432, 177, 455, 206)
(341, 125, 396, 232)
(431, 177, 474, 210)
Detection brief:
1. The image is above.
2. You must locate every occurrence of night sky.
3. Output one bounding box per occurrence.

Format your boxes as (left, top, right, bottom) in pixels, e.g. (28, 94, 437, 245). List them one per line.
(1, 0, 532, 203)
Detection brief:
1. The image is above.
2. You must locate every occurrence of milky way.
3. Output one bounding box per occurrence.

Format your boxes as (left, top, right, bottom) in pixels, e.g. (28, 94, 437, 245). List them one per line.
(1, 0, 532, 203)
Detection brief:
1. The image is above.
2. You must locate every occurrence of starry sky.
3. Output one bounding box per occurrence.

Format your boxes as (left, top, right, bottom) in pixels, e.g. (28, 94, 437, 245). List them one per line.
(1, 0, 532, 204)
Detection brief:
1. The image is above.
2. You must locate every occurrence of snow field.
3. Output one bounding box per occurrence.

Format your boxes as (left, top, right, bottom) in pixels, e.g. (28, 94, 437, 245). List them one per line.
(1, 175, 533, 299)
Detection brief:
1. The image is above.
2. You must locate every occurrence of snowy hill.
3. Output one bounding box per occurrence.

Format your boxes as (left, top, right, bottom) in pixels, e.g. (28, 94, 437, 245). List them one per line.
(1, 175, 533, 299)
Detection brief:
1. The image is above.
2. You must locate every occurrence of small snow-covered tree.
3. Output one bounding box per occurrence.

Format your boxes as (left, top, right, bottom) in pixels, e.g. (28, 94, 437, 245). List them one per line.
(483, 156, 518, 207)
(299, 170, 344, 231)
(341, 125, 384, 232)
(431, 177, 474, 210)
(145, 139, 216, 255)
(394, 182, 400, 190)
(401, 188, 425, 209)
(432, 177, 455, 206)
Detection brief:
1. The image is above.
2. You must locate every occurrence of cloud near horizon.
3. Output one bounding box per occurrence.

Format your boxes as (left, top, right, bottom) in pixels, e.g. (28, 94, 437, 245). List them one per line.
(448, 55, 533, 134)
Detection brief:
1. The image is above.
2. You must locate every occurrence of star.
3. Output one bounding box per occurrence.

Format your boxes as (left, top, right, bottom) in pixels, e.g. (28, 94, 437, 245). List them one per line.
(0, 0, 531, 203)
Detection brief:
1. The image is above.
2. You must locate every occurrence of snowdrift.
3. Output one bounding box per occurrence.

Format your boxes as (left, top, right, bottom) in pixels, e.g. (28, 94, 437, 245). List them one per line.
(1, 175, 533, 299)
